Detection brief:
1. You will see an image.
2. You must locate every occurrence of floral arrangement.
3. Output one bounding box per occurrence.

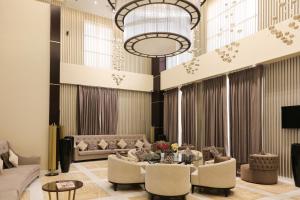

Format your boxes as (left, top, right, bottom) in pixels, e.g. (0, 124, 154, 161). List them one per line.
(152, 141, 170, 153)
(171, 143, 179, 152)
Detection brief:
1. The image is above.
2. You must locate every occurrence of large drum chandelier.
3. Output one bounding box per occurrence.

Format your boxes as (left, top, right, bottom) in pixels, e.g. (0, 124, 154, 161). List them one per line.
(109, 0, 204, 58)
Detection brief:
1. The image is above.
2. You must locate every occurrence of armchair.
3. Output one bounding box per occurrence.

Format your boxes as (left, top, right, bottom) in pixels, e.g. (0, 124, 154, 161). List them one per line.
(145, 164, 191, 200)
(107, 155, 145, 191)
(191, 158, 236, 197)
(241, 154, 279, 185)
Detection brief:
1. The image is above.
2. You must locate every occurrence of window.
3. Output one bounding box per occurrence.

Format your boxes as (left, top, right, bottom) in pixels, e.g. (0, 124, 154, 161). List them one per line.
(206, 0, 258, 52)
(166, 51, 192, 70)
(84, 21, 113, 69)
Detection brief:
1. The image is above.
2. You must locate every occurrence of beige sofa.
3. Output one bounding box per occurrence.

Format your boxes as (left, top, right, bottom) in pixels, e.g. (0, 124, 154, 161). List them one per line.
(191, 158, 236, 197)
(73, 134, 151, 161)
(0, 140, 40, 200)
(108, 155, 145, 191)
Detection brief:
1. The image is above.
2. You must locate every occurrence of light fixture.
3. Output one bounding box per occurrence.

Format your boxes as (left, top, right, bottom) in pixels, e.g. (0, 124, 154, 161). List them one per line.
(107, 0, 205, 58)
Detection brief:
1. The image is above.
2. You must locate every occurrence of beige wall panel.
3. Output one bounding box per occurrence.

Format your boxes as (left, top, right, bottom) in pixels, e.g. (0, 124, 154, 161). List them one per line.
(117, 90, 151, 138)
(60, 84, 77, 136)
(60, 63, 153, 92)
(161, 17, 300, 90)
(263, 57, 300, 178)
(0, 0, 50, 169)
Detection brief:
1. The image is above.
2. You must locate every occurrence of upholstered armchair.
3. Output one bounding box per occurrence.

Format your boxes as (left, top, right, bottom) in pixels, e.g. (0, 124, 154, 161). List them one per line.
(145, 164, 191, 200)
(241, 154, 279, 185)
(107, 155, 145, 191)
(202, 146, 226, 162)
(191, 158, 236, 197)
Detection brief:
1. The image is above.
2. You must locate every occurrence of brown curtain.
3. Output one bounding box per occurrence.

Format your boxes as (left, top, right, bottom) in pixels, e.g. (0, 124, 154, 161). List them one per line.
(203, 76, 228, 150)
(78, 86, 118, 135)
(181, 84, 197, 146)
(163, 89, 178, 143)
(229, 66, 263, 165)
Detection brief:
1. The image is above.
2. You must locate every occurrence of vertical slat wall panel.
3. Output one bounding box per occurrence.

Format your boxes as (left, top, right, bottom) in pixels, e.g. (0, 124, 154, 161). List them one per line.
(60, 84, 77, 136)
(263, 57, 300, 178)
(60, 7, 151, 74)
(259, 0, 300, 30)
(259, 0, 300, 178)
(117, 90, 152, 138)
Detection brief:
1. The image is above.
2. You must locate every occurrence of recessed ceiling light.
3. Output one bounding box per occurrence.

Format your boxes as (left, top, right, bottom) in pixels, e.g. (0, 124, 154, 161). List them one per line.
(94, 0, 98, 5)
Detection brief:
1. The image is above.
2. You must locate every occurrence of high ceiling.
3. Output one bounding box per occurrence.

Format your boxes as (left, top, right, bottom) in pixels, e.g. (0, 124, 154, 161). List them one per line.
(61, 0, 114, 19)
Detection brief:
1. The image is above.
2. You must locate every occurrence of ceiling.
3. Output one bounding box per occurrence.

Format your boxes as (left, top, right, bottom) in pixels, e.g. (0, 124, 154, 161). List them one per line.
(61, 0, 114, 19)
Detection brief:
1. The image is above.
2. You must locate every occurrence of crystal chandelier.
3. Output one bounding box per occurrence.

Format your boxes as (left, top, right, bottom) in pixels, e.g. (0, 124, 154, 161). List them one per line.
(108, 0, 205, 58)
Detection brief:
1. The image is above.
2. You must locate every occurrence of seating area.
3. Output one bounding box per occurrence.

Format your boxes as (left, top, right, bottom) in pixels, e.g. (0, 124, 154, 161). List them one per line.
(1, 0, 300, 200)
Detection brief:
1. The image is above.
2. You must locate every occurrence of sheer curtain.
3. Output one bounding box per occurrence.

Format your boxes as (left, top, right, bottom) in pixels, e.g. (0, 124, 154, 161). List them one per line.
(206, 0, 258, 52)
(84, 20, 113, 69)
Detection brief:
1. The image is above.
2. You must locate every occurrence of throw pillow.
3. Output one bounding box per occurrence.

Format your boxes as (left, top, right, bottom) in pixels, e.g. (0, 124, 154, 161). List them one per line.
(214, 156, 231, 163)
(135, 140, 144, 149)
(9, 149, 18, 167)
(0, 158, 3, 174)
(98, 139, 108, 150)
(108, 140, 118, 150)
(135, 148, 147, 162)
(209, 146, 221, 158)
(88, 143, 98, 151)
(126, 140, 136, 149)
(0, 152, 14, 169)
(117, 139, 127, 149)
(77, 140, 88, 151)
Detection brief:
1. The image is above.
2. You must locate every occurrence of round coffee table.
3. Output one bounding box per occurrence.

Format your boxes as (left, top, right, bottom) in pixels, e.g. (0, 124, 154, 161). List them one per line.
(42, 180, 83, 200)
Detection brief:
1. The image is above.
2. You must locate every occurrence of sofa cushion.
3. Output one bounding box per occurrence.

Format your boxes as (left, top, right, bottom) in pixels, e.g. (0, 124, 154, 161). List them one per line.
(9, 150, 18, 167)
(135, 140, 144, 149)
(117, 139, 127, 149)
(77, 141, 88, 151)
(98, 139, 108, 150)
(1, 152, 14, 169)
(125, 139, 136, 149)
(209, 146, 221, 158)
(0, 165, 39, 195)
(108, 140, 118, 150)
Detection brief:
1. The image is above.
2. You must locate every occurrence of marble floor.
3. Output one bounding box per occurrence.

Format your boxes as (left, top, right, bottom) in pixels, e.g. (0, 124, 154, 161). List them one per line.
(21, 160, 300, 200)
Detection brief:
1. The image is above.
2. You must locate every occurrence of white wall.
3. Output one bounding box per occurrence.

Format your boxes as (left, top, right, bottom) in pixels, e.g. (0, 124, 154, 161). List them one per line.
(0, 0, 50, 169)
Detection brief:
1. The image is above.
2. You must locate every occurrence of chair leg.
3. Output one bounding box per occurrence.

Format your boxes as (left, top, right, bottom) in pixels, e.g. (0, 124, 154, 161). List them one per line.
(191, 185, 195, 193)
(113, 183, 118, 191)
(224, 189, 229, 197)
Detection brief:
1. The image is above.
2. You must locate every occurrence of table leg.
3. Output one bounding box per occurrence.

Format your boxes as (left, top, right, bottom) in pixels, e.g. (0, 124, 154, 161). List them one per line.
(68, 191, 71, 200)
(48, 192, 51, 200)
(56, 192, 59, 200)
(73, 189, 76, 200)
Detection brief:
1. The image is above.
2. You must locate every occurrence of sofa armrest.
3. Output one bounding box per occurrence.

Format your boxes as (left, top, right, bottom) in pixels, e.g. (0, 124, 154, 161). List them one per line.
(10, 148, 40, 165)
(19, 155, 40, 165)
